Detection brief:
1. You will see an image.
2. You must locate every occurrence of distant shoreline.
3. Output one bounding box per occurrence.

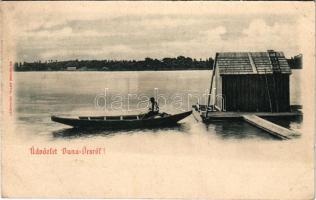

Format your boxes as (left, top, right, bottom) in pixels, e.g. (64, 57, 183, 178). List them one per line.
(14, 68, 303, 72)
(14, 56, 214, 72)
(14, 54, 302, 71)
(14, 69, 212, 72)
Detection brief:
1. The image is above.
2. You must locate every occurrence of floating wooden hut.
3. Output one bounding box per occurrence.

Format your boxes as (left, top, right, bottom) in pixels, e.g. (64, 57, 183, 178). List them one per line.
(193, 50, 302, 139)
(210, 50, 291, 112)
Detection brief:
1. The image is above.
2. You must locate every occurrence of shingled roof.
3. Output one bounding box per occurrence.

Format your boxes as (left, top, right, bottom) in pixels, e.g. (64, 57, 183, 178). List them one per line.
(215, 50, 291, 75)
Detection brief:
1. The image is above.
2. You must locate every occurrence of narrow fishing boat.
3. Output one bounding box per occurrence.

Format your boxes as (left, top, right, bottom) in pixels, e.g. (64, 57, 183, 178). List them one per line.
(51, 110, 192, 129)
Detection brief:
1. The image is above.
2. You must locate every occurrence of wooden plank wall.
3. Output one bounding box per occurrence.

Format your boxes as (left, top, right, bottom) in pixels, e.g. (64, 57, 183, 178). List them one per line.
(222, 75, 290, 112)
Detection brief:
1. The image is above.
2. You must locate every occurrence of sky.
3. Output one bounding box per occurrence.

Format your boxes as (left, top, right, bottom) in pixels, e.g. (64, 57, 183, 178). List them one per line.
(4, 2, 312, 62)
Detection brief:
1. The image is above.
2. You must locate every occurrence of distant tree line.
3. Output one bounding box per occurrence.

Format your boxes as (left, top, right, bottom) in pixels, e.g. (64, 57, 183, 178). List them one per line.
(14, 54, 302, 72)
(286, 54, 302, 69)
(14, 56, 214, 71)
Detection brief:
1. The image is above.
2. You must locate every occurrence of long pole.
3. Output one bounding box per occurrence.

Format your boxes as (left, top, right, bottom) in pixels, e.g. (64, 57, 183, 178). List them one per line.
(264, 69, 273, 112)
(270, 53, 280, 112)
(206, 53, 218, 116)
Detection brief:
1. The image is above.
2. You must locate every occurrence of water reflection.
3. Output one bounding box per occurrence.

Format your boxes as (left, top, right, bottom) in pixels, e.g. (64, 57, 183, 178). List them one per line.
(203, 115, 303, 140)
(205, 120, 280, 140)
(262, 115, 303, 129)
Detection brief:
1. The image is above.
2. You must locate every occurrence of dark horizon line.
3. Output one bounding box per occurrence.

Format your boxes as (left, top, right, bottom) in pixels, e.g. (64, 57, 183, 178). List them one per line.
(18, 52, 303, 63)
(18, 56, 213, 63)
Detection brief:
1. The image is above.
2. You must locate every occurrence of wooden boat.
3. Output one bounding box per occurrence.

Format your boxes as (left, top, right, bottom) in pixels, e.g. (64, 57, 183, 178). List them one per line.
(51, 111, 192, 129)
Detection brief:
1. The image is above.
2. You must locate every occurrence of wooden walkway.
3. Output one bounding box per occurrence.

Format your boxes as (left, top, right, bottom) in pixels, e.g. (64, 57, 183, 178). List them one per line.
(242, 115, 299, 139)
(205, 111, 302, 119)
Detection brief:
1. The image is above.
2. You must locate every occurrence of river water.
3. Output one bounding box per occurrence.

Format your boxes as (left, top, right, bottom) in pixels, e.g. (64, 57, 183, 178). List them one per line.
(4, 70, 313, 198)
(15, 70, 302, 140)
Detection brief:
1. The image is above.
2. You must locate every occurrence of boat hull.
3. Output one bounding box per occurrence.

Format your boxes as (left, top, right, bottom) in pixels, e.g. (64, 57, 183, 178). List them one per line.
(51, 111, 192, 130)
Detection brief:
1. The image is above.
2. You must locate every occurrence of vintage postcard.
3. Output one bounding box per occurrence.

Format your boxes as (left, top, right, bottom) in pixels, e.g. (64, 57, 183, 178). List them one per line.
(1, 1, 315, 199)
